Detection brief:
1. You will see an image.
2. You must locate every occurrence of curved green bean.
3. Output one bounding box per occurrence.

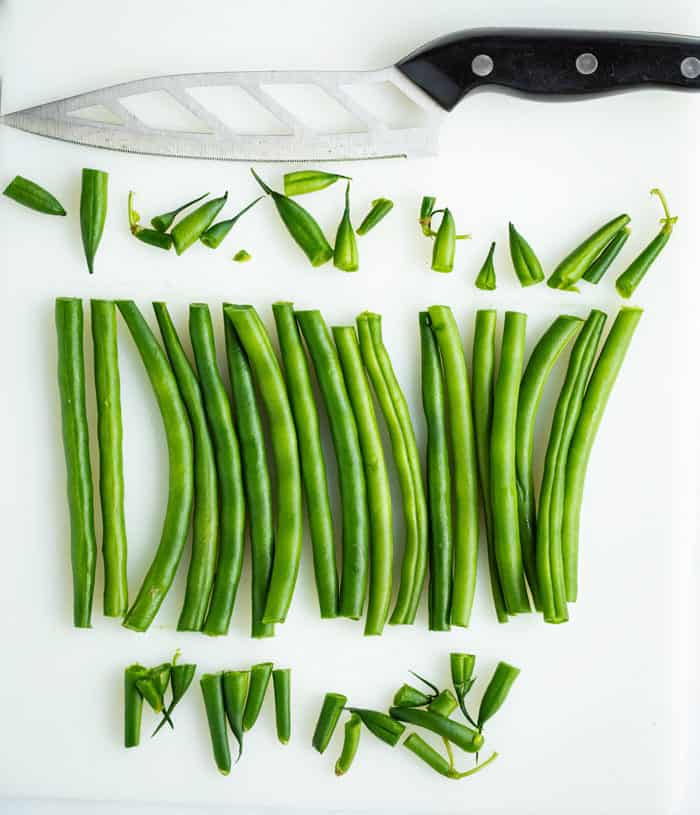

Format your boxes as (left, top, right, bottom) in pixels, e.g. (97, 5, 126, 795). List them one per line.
(419, 312, 452, 632)
(537, 310, 606, 624)
(563, 307, 642, 601)
(56, 297, 96, 628)
(335, 713, 361, 775)
(491, 311, 530, 615)
(357, 313, 418, 625)
(333, 325, 392, 636)
(472, 310, 507, 623)
(366, 315, 427, 622)
(153, 302, 218, 632)
(313, 692, 348, 753)
(116, 300, 193, 632)
(190, 304, 245, 637)
(224, 305, 302, 625)
(427, 306, 479, 628)
(272, 302, 338, 619)
(224, 311, 274, 639)
(91, 300, 128, 617)
(296, 310, 368, 621)
(515, 315, 582, 610)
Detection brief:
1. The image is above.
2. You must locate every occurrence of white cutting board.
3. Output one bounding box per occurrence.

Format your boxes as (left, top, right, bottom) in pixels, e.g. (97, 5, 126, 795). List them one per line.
(0, 1, 698, 814)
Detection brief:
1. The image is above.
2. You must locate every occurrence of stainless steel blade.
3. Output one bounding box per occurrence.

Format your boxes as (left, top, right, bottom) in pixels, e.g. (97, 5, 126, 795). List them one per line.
(0, 67, 445, 161)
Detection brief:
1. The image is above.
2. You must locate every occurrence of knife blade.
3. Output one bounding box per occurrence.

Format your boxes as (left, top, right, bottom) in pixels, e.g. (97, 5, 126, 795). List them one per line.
(2, 28, 699, 162)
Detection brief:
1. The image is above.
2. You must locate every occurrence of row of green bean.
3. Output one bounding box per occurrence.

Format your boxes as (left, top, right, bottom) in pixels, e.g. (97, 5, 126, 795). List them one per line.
(56, 298, 640, 631)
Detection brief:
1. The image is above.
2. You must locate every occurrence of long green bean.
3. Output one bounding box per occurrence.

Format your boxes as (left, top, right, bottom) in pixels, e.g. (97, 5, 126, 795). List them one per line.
(224, 305, 302, 624)
(563, 307, 642, 601)
(333, 325, 392, 636)
(366, 315, 427, 621)
(190, 304, 245, 637)
(272, 302, 338, 619)
(153, 302, 218, 632)
(116, 301, 193, 631)
(491, 311, 530, 615)
(427, 306, 479, 628)
(224, 311, 274, 639)
(56, 297, 96, 628)
(419, 312, 452, 632)
(472, 311, 507, 622)
(537, 310, 606, 624)
(90, 300, 128, 617)
(515, 315, 581, 610)
(200, 673, 231, 775)
(297, 310, 368, 621)
(357, 313, 418, 625)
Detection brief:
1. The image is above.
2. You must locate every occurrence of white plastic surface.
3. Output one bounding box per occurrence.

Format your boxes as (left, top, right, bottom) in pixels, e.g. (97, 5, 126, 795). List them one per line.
(0, 1, 698, 813)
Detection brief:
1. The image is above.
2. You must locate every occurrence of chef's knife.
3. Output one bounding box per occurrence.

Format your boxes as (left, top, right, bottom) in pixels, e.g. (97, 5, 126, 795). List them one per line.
(2, 28, 699, 161)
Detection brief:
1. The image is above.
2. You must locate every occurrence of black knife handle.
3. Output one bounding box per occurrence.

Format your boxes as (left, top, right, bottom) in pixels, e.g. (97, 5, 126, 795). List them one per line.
(396, 28, 700, 111)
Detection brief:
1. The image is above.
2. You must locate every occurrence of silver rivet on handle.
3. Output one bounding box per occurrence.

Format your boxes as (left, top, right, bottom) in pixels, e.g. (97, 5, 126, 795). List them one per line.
(576, 53, 599, 75)
(681, 56, 700, 79)
(471, 54, 494, 77)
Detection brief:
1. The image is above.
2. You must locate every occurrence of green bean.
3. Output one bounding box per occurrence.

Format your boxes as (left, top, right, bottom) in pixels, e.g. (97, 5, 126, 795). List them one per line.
(471, 311, 507, 622)
(153, 659, 197, 736)
(333, 183, 359, 272)
(475, 241, 497, 290)
(242, 662, 273, 732)
(313, 693, 348, 753)
(419, 196, 436, 235)
(349, 708, 405, 747)
(283, 170, 349, 196)
(563, 307, 642, 601)
(477, 661, 520, 729)
(124, 664, 148, 748)
(389, 707, 484, 753)
(515, 315, 582, 610)
(80, 168, 108, 274)
(403, 733, 498, 779)
(4, 175, 66, 215)
(225, 305, 302, 624)
(233, 250, 252, 262)
(153, 302, 218, 633)
(357, 313, 419, 625)
(356, 198, 393, 236)
(90, 300, 128, 618)
(365, 314, 427, 622)
(251, 169, 333, 266)
(116, 301, 194, 631)
(333, 325, 392, 635)
(272, 302, 337, 619)
(491, 311, 530, 615)
(136, 667, 169, 713)
(431, 209, 457, 273)
(189, 304, 245, 636)
(616, 189, 677, 298)
(200, 673, 231, 775)
(582, 226, 631, 284)
(200, 196, 263, 249)
(335, 713, 361, 775)
(134, 228, 173, 250)
(151, 192, 209, 232)
(508, 223, 543, 287)
(55, 297, 96, 628)
(393, 684, 432, 708)
(427, 306, 479, 628)
(537, 310, 606, 624)
(171, 193, 228, 255)
(272, 668, 291, 744)
(450, 652, 477, 724)
(428, 689, 458, 718)
(419, 312, 452, 631)
(547, 214, 631, 292)
(297, 310, 368, 620)
(223, 312, 274, 639)
(222, 670, 250, 760)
